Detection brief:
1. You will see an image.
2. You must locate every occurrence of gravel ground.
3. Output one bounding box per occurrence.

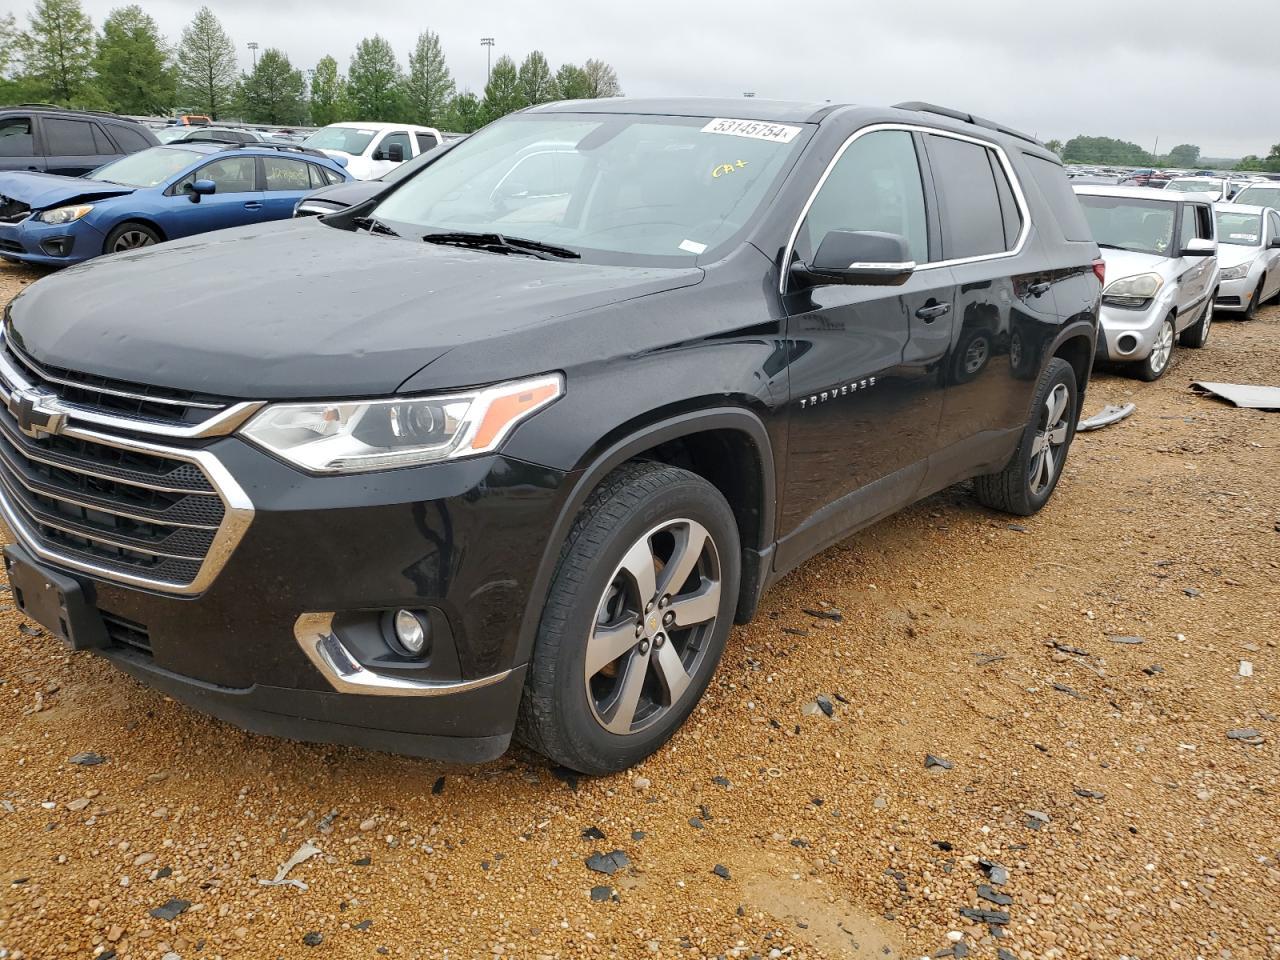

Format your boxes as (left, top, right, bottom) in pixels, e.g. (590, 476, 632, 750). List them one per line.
(0, 260, 1277, 960)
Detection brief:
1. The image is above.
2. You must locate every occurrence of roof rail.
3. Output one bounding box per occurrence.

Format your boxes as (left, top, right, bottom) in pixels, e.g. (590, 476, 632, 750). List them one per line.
(16, 102, 123, 120)
(218, 141, 329, 160)
(892, 101, 1043, 148)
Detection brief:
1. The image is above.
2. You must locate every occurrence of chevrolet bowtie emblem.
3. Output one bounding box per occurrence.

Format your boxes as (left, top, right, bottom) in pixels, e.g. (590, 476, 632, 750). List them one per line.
(7, 386, 66, 439)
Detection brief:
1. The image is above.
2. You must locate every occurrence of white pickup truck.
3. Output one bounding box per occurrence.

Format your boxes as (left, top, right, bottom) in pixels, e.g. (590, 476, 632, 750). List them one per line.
(301, 122, 444, 180)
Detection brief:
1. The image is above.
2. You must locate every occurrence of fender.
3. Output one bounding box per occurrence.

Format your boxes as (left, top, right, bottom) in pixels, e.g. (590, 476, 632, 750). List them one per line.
(1043, 317, 1099, 398)
(511, 406, 778, 667)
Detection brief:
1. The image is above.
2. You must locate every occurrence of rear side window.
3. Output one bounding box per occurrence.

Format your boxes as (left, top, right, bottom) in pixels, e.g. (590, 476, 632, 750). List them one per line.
(1023, 154, 1093, 242)
(415, 132, 438, 153)
(797, 129, 929, 264)
(0, 117, 34, 157)
(263, 157, 312, 191)
(43, 117, 99, 156)
(926, 134, 1012, 259)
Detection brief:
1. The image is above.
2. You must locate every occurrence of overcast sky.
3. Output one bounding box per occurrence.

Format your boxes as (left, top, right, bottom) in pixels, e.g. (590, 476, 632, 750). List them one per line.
(66, 0, 1278, 158)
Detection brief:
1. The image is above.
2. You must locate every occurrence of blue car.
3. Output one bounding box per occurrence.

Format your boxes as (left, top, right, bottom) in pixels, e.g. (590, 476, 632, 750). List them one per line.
(0, 142, 351, 267)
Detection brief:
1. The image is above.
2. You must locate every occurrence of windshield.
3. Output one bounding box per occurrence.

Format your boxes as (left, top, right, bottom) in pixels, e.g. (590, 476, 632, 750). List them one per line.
(88, 146, 201, 187)
(1215, 211, 1262, 246)
(303, 126, 377, 155)
(372, 113, 809, 265)
(1078, 194, 1176, 256)
(1232, 185, 1280, 209)
(1166, 179, 1220, 193)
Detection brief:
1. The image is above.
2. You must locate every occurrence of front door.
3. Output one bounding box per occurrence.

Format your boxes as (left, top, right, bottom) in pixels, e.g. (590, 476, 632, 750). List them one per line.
(163, 155, 266, 240)
(778, 128, 955, 564)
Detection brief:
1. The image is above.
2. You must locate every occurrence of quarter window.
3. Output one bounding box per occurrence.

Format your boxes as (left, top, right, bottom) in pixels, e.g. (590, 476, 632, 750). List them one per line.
(43, 118, 99, 156)
(796, 129, 929, 265)
(0, 117, 34, 157)
(926, 134, 1019, 259)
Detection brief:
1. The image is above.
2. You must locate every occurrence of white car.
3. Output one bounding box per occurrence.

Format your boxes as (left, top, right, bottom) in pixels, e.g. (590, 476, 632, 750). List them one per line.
(1163, 176, 1232, 201)
(301, 122, 443, 180)
(1074, 185, 1218, 380)
(1232, 181, 1280, 210)
(1213, 203, 1280, 319)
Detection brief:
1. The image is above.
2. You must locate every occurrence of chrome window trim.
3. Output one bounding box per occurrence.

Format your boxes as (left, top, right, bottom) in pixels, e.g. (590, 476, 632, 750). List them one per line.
(294, 613, 515, 697)
(0, 419, 253, 595)
(0, 332, 263, 439)
(780, 122, 1033, 294)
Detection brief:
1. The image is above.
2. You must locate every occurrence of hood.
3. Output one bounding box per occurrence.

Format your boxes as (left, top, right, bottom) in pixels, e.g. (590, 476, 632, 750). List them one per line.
(0, 171, 134, 211)
(1097, 247, 1171, 284)
(7, 218, 702, 399)
(304, 180, 382, 209)
(1216, 243, 1259, 269)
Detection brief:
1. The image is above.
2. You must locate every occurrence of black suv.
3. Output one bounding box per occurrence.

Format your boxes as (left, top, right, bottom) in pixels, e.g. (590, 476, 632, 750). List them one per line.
(0, 105, 159, 176)
(0, 99, 1101, 774)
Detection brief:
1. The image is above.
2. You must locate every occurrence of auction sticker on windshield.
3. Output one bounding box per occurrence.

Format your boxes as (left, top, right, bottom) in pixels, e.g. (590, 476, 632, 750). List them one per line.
(701, 118, 802, 143)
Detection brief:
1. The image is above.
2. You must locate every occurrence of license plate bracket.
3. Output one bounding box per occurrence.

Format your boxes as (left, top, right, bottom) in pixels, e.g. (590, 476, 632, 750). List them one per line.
(4, 545, 108, 650)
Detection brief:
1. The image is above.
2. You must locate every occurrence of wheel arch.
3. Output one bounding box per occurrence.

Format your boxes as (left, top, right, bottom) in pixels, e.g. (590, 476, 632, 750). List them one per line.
(102, 217, 167, 254)
(513, 407, 777, 666)
(1044, 319, 1097, 416)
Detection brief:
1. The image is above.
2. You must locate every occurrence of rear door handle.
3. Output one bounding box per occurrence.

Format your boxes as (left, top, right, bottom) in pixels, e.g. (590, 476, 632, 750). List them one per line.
(244, 201, 262, 210)
(915, 302, 951, 322)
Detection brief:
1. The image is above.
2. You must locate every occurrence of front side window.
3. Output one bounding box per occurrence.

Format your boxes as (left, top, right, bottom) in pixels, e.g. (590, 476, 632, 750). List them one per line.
(927, 134, 1015, 260)
(373, 113, 809, 264)
(43, 117, 98, 156)
(379, 132, 411, 158)
(1077, 194, 1176, 257)
(1215, 211, 1262, 246)
(0, 117, 34, 157)
(177, 156, 258, 193)
(795, 129, 928, 265)
(1177, 207, 1197, 251)
(1270, 211, 1280, 242)
(90, 146, 201, 187)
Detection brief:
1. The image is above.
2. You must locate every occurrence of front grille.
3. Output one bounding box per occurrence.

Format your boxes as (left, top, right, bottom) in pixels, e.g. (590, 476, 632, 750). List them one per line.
(2, 336, 229, 427)
(103, 611, 152, 654)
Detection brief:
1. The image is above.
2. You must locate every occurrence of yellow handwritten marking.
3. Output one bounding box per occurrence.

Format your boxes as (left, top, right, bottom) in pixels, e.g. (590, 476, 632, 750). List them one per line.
(712, 160, 749, 179)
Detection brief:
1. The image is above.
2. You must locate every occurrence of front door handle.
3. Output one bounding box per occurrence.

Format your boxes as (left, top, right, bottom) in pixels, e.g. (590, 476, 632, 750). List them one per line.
(244, 201, 262, 210)
(915, 302, 951, 322)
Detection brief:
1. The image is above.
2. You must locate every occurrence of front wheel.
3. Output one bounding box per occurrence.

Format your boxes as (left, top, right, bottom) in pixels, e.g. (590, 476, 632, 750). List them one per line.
(974, 357, 1077, 516)
(517, 462, 741, 775)
(1136, 314, 1175, 381)
(104, 222, 161, 255)
(1242, 280, 1264, 320)
(1179, 296, 1213, 348)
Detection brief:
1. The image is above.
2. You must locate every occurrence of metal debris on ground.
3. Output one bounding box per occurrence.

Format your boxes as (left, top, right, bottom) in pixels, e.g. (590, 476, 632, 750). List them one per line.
(1191, 381, 1280, 411)
(1077, 402, 1136, 431)
(259, 840, 322, 890)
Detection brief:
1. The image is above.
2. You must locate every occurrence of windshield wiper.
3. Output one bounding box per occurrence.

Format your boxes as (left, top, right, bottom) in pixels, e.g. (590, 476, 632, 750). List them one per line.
(352, 216, 400, 237)
(422, 231, 580, 260)
(1096, 242, 1132, 251)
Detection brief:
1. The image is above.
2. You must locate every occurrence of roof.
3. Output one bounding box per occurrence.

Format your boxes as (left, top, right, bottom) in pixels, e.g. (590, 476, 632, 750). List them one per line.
(156, 142, 341, 163)
(1073, 184, 1194, 202)
(324, 121, 442, 133)
(1215, 203, 1270, 215)
(527, 97, 834, 123)
(1168, 176, 1226, 184)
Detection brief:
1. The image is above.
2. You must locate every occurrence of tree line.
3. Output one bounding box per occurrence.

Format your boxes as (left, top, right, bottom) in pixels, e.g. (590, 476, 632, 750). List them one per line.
(0, 0, 623, 131)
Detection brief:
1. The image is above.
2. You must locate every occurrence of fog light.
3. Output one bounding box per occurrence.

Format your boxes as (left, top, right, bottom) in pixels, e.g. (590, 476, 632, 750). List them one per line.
(392, 609, 429, 656)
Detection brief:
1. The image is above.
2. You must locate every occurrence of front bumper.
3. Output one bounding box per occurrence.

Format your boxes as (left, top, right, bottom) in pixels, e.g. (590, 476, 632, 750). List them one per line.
(1214, 270, 1260, 312)
(1096, 290, 1176, 362)
(0, 217, 103, 266)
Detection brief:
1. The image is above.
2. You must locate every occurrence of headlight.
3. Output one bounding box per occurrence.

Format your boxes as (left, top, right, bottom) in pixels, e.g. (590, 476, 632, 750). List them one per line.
(35, 204, 94, 225)
(1103, 273, 1163, 299)
(1218, 263, 1250, 281)
(240, 374, 562, 474)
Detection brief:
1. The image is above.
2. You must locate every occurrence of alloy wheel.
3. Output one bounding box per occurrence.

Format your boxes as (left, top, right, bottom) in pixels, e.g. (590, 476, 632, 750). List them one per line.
(584, 518, 721, 736)
(1028, 383, 1070, 496)
(112, 230, 155, 252)
(1148, 320, 1174, 374)
(964, 336, 990, 374)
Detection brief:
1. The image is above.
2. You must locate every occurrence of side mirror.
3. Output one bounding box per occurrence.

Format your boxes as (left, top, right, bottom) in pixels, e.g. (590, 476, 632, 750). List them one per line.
(184, 178, 216, 202)
(1182, 237, 1215, 257)
(1269, 237, 1280, 249)
(384, 143, 405, 163)
(792, 230, 916, 287)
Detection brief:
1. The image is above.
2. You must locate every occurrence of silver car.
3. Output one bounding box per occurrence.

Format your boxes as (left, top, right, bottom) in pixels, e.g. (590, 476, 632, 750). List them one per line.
(1074, 185, 1218, 380)
(1232, 182, 1280, 211)
(1213, 203, 1280, 319)
(1164, 177, 1232, 201)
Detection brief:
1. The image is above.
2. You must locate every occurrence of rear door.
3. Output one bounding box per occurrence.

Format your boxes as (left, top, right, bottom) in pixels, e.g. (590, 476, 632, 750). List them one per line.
(161, 155, 266, 239)
(0, 115, 43, 172)
(778, 127, 956, 561)
(39, 116, 119, 176)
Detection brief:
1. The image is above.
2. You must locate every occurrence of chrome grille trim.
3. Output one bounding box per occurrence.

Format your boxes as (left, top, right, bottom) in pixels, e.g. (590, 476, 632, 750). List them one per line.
(0, 329, 264, 439)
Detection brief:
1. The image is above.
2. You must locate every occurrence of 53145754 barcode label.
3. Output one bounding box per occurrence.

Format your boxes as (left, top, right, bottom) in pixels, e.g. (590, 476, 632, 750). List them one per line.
(700, 118, 802, 143)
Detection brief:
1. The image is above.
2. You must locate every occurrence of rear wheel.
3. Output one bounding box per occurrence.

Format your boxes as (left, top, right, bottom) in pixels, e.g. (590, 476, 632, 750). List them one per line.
(517, 462, 740, 775)
(104, 222, 160, 255)
(1136, 314, 1175, 381)
(974, 357, 1077, 516)
(1179, 296, 1213, 348)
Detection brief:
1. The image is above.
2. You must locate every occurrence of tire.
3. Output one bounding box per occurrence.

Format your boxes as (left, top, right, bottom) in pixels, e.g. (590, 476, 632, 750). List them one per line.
(104, 222, 161, 255)
(1242, 280, 1264, 320)
(516, 461, 741, 775)
(974, 357, 1077, 517)
(1136, 314, 1175, 381)
(1179, 295, 1213, 348)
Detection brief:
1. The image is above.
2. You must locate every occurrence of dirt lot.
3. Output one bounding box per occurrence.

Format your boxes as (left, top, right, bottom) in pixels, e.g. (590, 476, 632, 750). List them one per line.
(0, 259, 1276, 960)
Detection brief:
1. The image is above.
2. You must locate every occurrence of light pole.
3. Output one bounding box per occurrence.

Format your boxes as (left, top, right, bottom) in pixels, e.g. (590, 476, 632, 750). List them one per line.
(247, 41, 259, 69)
(481, 37, 495, 82)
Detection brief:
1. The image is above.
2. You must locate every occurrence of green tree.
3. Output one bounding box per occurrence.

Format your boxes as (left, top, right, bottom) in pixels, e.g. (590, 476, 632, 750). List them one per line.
(347, 35, 402, 121)
(1166, 143, 1201, 167)
(1061, 135, 1153, 166)
(238, 47, 305, 124)
(92, 6, 175, 114)
(308, 54, 346, 126)
(443, 90, 483, 132)
(582, 58, 622, 98)
(481, 54, 521, 122)
(1043, 138, 1063, 158)
(177, 7, 237, 119)
(1236, 145, 1280, 173)
(517, 50, 556, 105)
(554, 63, 592, 100)
(403, 29, 453, 126)
(1, 13, 18, 75)
(18, 0, 96, 105)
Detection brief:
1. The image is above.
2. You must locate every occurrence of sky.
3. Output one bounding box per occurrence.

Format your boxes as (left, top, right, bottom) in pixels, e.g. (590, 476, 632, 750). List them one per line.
(56, 0, 1280, 158)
